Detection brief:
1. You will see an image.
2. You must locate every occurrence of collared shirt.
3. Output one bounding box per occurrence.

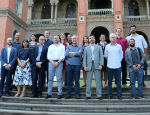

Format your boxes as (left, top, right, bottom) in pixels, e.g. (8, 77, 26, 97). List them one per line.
(7, 46, 11, 63)
(130, 48, 140, 65)
(104, 43, 123, 69)
(36, 45, 43, 61)
(65, 44, 83, 65)
(90, 44, 95, 61)
(126, 34, 148, 53)
(44, 39, 53, 47)
(13, 41, 21, 49)
(47, 43, 65, 61)
(116, 37, 128, 58)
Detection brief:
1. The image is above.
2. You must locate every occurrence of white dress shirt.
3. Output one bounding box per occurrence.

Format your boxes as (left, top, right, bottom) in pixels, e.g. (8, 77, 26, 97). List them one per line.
(7, 47, 11, 63)
(104, 43, 123, 69)
(126, 34, 148, 53)
(90, 44, 95, 61)
(47, 43, 65, 61)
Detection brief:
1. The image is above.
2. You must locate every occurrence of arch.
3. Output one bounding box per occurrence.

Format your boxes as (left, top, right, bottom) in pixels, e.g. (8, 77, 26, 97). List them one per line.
(35, 34, 44, 42)
(41, 4, 51, 19)
(128, 0, 139, 16)
(65, 3, 76, 18)
(90, 26, 110, 44)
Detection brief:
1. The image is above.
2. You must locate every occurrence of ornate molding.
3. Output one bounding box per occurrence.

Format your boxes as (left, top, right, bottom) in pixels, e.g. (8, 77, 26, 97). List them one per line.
(0, 8, 28, 30)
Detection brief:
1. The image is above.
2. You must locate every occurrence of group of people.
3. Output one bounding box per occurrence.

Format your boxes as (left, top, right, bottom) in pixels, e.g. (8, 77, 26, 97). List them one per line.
(0, 25, 148, 100)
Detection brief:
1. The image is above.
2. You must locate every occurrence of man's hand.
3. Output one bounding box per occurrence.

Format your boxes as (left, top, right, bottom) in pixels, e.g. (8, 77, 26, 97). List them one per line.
(69, 52, 75, 57)
(5, 64, 10, 70)
(84, 67, 88, 72)
(98, 66, 102, 70)
(136, 64, 141, 70)
(36, 62, 42, 68)
(133, 65, 138, 70)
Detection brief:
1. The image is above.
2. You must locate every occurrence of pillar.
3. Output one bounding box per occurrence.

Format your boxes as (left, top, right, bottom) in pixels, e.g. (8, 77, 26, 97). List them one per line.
(77, 0, 87, 44)
(113, 0, 123, 35)
(54, 3, 58, 23)
(146, 0, 150, 19)
(27, 0, 33, 24)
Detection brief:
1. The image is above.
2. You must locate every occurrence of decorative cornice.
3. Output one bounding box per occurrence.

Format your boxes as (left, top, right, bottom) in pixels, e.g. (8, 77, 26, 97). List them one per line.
(0, 8, 28, 30)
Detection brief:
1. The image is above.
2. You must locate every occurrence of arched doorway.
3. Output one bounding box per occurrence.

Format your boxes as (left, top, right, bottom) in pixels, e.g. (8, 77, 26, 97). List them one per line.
(128, 0, 139, 16)
(35, 34, 44, 42)
(91, 26, 110, 44)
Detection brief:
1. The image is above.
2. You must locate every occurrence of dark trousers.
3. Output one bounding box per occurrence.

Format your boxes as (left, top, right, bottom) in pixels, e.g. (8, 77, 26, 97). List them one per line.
(32, 66, 45, 96)
(0, 67, 13, 94)
(66, 65, 80, 96)
(107, 67, 122, 97)
(121, 58, 127, 85)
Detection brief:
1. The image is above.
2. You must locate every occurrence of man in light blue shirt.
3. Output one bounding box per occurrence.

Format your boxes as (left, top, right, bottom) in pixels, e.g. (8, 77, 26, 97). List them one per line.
(104, 33, 123, 99)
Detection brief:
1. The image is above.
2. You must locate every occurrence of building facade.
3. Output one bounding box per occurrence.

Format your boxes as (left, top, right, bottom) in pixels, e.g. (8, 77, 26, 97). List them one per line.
(0, 0, 150, 56)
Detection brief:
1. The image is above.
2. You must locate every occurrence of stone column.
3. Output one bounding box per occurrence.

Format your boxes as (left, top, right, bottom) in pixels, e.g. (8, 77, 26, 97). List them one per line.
(51, 3, 54, 23)
(54, 4, 58, 23)
(146, 0, 150, 19)
(27, 0, 33, 24)
(111, 0, 114, 13)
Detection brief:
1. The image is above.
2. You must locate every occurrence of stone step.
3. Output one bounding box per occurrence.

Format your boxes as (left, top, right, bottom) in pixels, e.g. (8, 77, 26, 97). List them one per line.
(0, 109, 149, 115)
(0, 102, 149, 113)
(8, 91, 150, 99)
(13, 87, 150, 92)
(0, 97, 150, 105)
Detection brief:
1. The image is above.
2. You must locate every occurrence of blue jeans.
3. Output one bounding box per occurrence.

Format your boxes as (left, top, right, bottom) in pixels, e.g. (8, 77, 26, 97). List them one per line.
(66, 65, 80, 96)
(107, 67, 122, 97)
(130, 68, 143, 97)
(48, 62, 63, 95)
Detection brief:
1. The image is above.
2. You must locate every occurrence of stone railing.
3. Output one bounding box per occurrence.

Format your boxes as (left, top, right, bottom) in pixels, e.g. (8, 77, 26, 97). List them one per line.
(125, 16, 148, 21)
(31, 19, 52, 25)
(56, 18, 77, 24)
(88, 9, 113, 16)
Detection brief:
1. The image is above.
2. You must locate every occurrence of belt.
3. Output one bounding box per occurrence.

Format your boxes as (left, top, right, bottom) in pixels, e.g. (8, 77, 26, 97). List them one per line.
(53, 60, 59, 62)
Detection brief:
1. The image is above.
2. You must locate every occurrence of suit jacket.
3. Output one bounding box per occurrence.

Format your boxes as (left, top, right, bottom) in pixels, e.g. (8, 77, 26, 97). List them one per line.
(1, 46, 17, 69)
(125, 47, 145, 72)
(32, 45, 48, 67)
(83, 45, 104, 71)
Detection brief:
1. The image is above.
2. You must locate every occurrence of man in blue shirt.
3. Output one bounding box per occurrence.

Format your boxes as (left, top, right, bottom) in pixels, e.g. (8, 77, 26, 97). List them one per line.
(65, 35, 83, 99)
(44, 31, 53, 47)
(13, 33, 21, 50)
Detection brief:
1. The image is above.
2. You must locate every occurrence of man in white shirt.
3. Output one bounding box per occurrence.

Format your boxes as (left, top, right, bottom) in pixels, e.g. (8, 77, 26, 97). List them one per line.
(104, 33, 123, 99)
(47, 35, 65, 99)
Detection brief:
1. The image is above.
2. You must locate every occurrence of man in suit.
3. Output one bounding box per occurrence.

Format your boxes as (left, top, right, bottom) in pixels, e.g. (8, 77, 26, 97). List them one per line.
(32, 36, 48, 98)
(83, 36, 104, 99)
(0, 37, 17, 97)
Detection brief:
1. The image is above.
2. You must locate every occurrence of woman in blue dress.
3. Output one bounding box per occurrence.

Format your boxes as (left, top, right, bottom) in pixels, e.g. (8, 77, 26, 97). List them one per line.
(13, 40, 32, 97)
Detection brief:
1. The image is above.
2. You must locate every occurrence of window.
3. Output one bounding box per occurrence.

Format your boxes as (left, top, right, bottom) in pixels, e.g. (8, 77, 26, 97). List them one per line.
(66, 3, 76, 18)
(128, 0, 139, 16)
(42, 4, 51, 19)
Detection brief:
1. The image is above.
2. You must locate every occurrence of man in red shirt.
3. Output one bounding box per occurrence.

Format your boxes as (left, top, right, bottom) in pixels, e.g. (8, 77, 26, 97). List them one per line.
(116, 28, 129, 88)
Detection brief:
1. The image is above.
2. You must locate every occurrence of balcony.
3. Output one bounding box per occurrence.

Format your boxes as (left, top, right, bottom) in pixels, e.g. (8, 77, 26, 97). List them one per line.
(125, 15, 148, 22)
(30, 18, 77, 25)
(88, 9, 113, 16)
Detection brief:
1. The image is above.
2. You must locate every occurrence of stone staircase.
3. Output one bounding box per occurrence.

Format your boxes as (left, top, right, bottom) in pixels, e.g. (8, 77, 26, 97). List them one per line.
(0, 87, 150, 115)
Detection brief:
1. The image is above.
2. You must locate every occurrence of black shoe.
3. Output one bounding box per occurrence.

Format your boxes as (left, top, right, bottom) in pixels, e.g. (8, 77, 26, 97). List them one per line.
(46, 95, 52, 98)
(75, 96, 80, 99)
(5, 93, 10, 97)
(138, 96, 145, 99)
(117, 96, 122, 99)
(131, 96, 136, 99)
(97, 97, 102, 100)
(65, 95, 71, 99)
(32, 95, 38, 98)
(82, 85, 86, 87)
(108, 96, 113, 99)
(0, 93, 3, 97)
(86, 97, 91, 99)
(57, 95, 63, 99)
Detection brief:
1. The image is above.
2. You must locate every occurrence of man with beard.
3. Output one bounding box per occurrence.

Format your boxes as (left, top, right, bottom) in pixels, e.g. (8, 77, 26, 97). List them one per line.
(126, 25, 148, 87)
(0, 37, 17, 97)
(125, 39, 145, 99)
(13, 33, 21, 49)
